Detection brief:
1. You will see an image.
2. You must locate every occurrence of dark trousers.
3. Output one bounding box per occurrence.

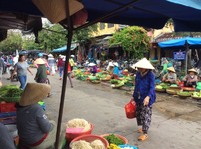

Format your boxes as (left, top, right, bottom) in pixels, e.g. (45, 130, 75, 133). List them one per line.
(136, 104, 152, 134)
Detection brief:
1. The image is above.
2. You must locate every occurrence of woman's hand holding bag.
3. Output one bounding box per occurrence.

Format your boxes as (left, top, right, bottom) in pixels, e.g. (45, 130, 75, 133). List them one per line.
(124, 98, 136, 119)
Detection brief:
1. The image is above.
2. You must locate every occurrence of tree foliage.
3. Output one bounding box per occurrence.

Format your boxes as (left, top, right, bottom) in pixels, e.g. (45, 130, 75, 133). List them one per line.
(36, 24, 67, 52)
(73, 24, 98, 45)
(0, 31, 22, 52)
(109, 26, 150, 59)
(0, 23, 98, 53)
(22, 36, 40, 50)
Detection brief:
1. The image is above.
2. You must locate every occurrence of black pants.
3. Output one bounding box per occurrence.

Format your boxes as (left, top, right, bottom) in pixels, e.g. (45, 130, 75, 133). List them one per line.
(184, 81, 196, 87)
(136, 104, 152, 134)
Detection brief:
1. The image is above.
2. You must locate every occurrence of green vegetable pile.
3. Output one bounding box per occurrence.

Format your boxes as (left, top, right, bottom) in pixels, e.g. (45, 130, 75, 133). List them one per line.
(159, 83, 170, 89)
(0, 85, 23, 102)
(192, 91, 201, 97)
(177, 91, 191, 97)
(104, 134, 124, 145)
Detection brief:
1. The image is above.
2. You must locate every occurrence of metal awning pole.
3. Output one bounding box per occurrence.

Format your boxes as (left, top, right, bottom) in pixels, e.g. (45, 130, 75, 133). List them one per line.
(185, 43, 189, 75)
(55, 0, 73, 148)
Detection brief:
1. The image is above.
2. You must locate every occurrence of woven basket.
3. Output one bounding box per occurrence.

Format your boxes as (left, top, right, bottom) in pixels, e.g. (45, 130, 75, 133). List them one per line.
(155, 88, 166, 93)
(32, 0, 84, 23)
(177, 92, 191, 99)
(182, 87, 195, 91)
(91, 80, 101, 84)
(191, 95, 201, 100)
(166, 89, 177, 95)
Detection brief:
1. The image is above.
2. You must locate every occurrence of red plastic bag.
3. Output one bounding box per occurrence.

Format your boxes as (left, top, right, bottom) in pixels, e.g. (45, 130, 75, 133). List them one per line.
(124, 99, 136, 119)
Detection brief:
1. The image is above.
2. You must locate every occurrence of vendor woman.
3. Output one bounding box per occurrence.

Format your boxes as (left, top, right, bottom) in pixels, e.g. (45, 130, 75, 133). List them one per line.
(162, 67, 177, 84)
(132, 58, 156, 141)
(88, 63, 97, 75)
(17, 83, 57, 149)
(182, 68, 198, 87)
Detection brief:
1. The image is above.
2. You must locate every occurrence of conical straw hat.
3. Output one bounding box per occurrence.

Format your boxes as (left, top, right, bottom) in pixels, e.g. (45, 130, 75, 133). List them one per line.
(167, 67, 175, 73)
(34, 58, 45, 65)
(32, 0, 84, 23)
(188, 68, 197, 73)
(131, 58, 155, 70)
(88, 63, 96, 67)
(19, 83, 51, 106)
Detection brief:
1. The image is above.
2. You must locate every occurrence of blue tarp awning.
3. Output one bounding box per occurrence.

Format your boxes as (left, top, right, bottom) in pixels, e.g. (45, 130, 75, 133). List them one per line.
(51, 44, 77, 53)
(0, 0, 201, 31)
(158, 37, 201, 49)
(82, 0, 201, 32)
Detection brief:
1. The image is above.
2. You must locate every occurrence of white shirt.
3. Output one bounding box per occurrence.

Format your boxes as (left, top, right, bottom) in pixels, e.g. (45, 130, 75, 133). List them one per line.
(13, 57, 18, 65)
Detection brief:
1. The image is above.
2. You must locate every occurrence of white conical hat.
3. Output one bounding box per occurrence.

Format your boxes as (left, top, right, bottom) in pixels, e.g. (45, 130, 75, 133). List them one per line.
(188, 68, 197, 73)
(131, 58, 155, 70)
(167, 67, 175, 73)
(88, 63, 96, 67)
(34, 58, 46, 65)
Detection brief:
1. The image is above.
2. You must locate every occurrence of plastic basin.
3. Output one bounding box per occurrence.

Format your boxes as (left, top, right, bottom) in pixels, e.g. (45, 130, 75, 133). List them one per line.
(70, 134, 109, 149)
(119, 144, 138, 149)
(101, 134, 128, 145)
(66, 123, 94, 143)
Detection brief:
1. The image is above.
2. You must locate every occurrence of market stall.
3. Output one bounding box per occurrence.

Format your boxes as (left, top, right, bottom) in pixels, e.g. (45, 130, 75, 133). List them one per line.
(155, 82, 201, 101)
(158, 37, 201, 74)
(1, 0, 201, 148)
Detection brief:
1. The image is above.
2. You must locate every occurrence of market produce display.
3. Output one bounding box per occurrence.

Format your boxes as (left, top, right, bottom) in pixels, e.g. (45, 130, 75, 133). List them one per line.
(70, 140, 92, 149)
(70, 140, 105, 149)
(191, 91, 201, 100)
(104, 134, 124, 146)
(192, 91, 201, 97)
(118, 145, 138, 149)
(166, 89, 178, 95)
(177, 91, 191, 97)
(100, 75, 111, 81)
(156, 83, 170, 90)
(67, 118, 91, 132)
(73, 68, 134, 89)
(108, 144, 138, 149)
(177, 91, 191, 99)
(0, 85, 23, 102)
(108, 144, 121, 149)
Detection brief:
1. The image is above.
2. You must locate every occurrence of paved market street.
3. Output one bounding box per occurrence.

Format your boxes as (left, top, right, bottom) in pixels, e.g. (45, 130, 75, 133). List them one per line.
(2, 68, 201, 149)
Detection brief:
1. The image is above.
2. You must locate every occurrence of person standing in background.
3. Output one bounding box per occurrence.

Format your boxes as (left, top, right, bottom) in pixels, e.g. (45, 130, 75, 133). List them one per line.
(0, 54, 4, 81)
(11, 55, 33, 89)
(69, 55, 75, 71)
(67, 62, 73, 88)
(13, 54, 18, 66)
(57, 55, 65, 80)
(48, 54, 56, 76)
(159, 58, 169, 75)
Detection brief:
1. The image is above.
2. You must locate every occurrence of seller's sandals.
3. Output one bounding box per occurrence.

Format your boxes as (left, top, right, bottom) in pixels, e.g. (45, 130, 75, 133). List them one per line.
(137, 128, 143, 133)
(138, 134, 148, 141)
